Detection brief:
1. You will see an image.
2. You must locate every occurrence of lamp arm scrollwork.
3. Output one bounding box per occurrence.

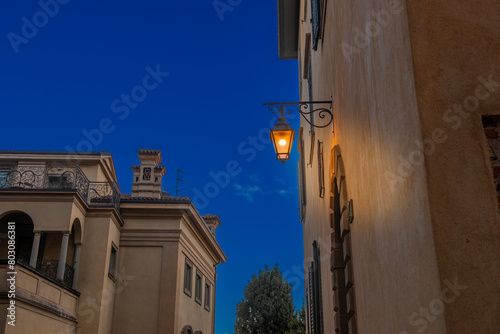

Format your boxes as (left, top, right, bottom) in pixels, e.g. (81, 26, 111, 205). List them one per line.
(264, 101, 333, 128)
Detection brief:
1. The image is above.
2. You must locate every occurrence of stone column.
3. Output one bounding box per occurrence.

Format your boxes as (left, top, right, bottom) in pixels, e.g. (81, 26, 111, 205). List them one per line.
(29, 231, 42, 268)
(72, 243, 82, 289)
(56, 232, 70, 281)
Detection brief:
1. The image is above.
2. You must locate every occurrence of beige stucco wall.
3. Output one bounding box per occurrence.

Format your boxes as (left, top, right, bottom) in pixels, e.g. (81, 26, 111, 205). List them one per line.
(0, 263, 78, 334)
(76, 212, 121, 334)
(3, 302, 76, 334)
(176, 219, 216, 334)
(0, 198, 76, 232)
(299, 0, 447, 332)
(111, 246, 163, 334)
(112, 212, 183, 334)
(405, 1, 500, 332)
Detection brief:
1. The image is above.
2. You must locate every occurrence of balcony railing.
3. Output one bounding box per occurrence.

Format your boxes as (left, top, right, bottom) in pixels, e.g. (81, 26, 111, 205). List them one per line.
(0, 164, 120, 213)
(36, 259, 75, 288)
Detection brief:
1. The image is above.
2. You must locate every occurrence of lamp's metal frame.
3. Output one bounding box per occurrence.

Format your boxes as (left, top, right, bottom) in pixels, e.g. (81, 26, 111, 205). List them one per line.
(264, 101, 333, 128)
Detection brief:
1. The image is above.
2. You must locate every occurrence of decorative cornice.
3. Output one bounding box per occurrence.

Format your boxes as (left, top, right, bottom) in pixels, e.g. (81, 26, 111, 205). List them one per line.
(137, 149, 161, 156)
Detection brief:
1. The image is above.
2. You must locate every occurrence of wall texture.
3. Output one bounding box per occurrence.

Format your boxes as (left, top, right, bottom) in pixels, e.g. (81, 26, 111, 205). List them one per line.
(406, 1, 500, 332)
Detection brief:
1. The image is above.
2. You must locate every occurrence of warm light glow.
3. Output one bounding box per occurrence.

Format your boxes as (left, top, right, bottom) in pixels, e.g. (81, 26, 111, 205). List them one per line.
(270, 128, 295, 163)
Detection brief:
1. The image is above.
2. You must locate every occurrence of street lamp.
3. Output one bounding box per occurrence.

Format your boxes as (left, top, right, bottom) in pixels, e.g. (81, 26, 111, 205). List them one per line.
(265, 101, 333, 163)
(270, 113, 294, 163)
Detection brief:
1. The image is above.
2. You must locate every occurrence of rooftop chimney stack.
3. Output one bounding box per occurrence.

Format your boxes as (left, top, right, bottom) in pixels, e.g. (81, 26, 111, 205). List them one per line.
(131, 149, 165, 199)
(202, 214, 222, 238)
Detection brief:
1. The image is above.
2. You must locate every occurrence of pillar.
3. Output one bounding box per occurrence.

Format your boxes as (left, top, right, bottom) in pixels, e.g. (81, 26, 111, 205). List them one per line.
(56, 232, 70, 281)
(72, 243, 82, 289)
(29, 231, 42, 268)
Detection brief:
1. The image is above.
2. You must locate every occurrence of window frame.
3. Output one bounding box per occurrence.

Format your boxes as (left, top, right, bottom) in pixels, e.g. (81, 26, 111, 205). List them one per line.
(195, 270, 203, 305)
(184, 259, 193, 297)
(142, 167, 151, 181)
(108, 242, 118, 281)
(308, 241, 324, 334)
(204, 282, 211, 311)
(298, 127, 307, 222)
(318, 141, 325, 198)
(311, 0, 326, 50)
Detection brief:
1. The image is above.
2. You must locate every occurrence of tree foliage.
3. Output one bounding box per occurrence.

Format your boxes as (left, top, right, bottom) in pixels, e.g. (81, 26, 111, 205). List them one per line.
(289, 305, 306, 334)
(235, 264, 305, 334)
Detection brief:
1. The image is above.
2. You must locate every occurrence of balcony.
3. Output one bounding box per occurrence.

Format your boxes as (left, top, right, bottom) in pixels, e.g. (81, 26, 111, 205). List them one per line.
(36, 260, 75, 288)
(0, 261, 79, 324)
(0, 164, 120, 213)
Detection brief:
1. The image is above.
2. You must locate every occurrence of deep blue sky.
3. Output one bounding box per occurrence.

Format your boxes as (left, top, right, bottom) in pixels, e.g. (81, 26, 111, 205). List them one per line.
(0, 1, 302, 332)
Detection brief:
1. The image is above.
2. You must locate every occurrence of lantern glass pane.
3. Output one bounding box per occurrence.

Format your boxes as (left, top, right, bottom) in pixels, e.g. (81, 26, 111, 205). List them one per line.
(271, 129, 295, 162)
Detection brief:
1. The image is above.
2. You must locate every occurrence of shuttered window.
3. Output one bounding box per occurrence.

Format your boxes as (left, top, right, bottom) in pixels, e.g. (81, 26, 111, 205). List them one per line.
(311, 0, 321, 50)
(297, 128, 306, 222)
(308, 51, 315, 133)
(308, 241, 324, 334)
(298, 161, 304, 222)
(318, 141, 325, 197)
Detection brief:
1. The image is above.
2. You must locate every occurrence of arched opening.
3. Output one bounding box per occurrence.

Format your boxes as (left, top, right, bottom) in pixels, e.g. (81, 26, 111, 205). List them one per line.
(181, 325, 193, 334)
(0, 212, 34, 263)
(37, 225, 77, 287)
(71, 218, 82, 245)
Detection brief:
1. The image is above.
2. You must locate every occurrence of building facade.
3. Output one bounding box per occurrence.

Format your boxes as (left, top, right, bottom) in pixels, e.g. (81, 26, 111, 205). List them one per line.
(277, 0, 500, 333)
(0, 149, 226, 334)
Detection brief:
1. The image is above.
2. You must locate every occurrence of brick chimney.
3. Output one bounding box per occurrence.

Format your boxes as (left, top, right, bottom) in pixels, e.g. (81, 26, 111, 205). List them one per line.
(131, 149, 165, 199)
(202, 214, 221, 238)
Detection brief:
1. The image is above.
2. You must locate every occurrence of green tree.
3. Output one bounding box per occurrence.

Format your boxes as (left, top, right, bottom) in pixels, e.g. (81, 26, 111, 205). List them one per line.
(235, 265, 297, 334)
(289, 305, 306, 334)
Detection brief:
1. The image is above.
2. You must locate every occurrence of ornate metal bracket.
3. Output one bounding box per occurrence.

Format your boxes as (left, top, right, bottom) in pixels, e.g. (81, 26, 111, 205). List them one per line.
(263, 101, 333, 128)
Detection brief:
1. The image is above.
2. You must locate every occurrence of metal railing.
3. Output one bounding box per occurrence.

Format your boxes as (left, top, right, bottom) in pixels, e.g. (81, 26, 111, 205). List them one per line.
(0, 164, 120, 213)
(88, 181, 121, 213)
(36, 260, 74, 288)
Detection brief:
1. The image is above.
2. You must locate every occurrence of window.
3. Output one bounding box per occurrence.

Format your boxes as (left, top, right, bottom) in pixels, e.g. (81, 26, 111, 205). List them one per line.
(204, 282, 211, 311)
(181, 325, 193, 334)
(297, 127, 307, 222)
(483, 116, 500, 210)
(308, 241, 323, 334)
(195, 271, 203, 304)
(108, 243, 118, 280)
(311, 0, 325, 50)
(308, 50, 315, 134)
(184, 259, 193, 296)
(143, 167, 151, 181)
(318, 141, 325, 198)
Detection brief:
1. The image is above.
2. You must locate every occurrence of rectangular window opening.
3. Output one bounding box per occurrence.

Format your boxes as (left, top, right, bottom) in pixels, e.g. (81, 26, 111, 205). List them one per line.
(184, 259, 193, 297)
(204, 282, 211, 311)
(318, 141, 325, 198)
(195, 271, 203, 304)
(108, 243, 118, 280)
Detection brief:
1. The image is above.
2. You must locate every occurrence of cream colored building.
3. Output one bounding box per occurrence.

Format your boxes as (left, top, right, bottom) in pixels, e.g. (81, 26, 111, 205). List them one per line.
(277, 0, 500, 333)
(0, 149, 226, 334)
